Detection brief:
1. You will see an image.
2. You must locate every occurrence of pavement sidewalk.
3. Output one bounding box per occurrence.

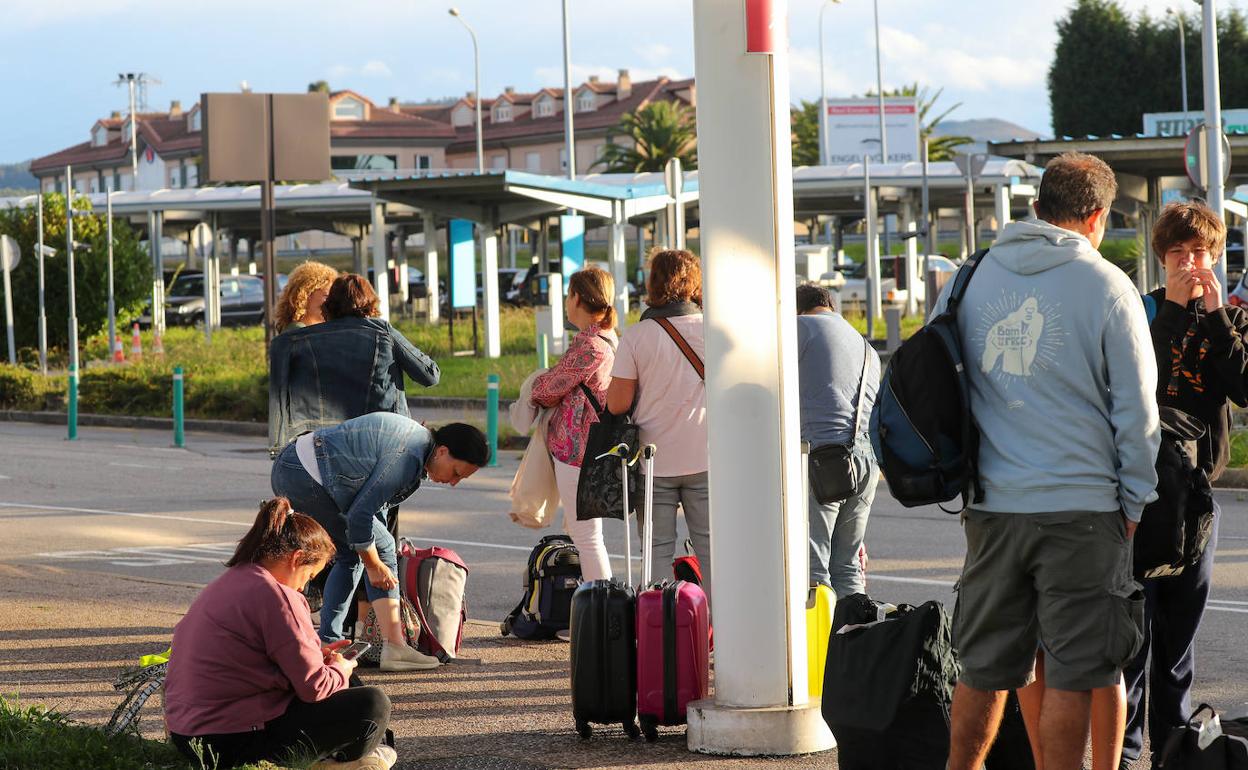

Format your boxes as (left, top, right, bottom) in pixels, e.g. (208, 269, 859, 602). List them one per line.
(0, 563, 837, 769)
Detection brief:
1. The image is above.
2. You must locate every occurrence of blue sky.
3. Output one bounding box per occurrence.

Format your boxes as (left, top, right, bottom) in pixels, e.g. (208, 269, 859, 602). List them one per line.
(0, 0, 1214, 163)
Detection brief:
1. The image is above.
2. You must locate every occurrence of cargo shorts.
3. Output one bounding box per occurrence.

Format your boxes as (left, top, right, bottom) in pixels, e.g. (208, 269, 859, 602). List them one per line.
(953, 509, 1145, 692)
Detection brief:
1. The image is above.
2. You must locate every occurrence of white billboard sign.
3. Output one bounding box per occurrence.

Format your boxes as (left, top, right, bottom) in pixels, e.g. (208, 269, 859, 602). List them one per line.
(824, 97, 921, 164)
(1143, 109, 1248, 138)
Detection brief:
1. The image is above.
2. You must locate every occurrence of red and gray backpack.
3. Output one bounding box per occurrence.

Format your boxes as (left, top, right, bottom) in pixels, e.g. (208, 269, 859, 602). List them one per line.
(398, 539, 469, 661)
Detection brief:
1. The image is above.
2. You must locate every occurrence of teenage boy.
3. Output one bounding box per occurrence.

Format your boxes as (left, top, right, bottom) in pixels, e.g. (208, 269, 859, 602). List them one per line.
(1117, 201, 1248, 769)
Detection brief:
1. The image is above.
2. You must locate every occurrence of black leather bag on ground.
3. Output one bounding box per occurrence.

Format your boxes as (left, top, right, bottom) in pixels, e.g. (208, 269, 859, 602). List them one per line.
(575, 386, 641, 521)
(821, 594, 959, 770)
(808, 338, 872, 505)
(1135, 406, 1216, 580)
(1155, 704, 1248, 769)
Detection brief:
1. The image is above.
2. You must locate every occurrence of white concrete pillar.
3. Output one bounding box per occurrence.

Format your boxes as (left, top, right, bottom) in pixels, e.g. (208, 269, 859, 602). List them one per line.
(480, 220, 501, 358)
(994, 183, 1011, 235)
(423, 212, 441, 324)
(397, 226, 410, 306)
(247, 239, 257, 276)
(901, 197, 919, 317)
(687, 0, 834, 756)
(864, 164, 881, 338)
(149, 210, 166, 337)
(609, 200, 629, 329)
(370, 198, 390, 321)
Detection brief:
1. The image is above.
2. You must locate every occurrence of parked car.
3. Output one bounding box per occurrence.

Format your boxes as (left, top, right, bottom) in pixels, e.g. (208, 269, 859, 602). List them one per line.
(476, 268, 527, 306)
(835, 255, 958, 312)
(138, 271, 289, 328)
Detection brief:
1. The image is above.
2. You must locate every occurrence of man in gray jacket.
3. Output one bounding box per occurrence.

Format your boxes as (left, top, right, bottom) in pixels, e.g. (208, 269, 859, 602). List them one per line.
(940, 152, 1160, 770)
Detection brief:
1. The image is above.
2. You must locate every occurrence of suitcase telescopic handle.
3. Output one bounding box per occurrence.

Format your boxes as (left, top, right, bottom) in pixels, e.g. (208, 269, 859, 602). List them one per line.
(641, 444, 657, 588)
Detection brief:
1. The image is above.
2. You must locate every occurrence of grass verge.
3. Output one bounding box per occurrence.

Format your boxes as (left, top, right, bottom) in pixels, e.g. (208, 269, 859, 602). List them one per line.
(0, 695, 294, 770)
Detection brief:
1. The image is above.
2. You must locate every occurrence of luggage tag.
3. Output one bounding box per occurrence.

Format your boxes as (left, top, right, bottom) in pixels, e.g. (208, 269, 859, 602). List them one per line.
(1195, 709, 1224, 750)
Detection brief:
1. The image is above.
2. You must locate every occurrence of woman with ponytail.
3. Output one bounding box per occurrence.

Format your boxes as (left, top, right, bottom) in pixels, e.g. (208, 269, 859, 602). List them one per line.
(165, 498, 396, 770)
(529, 267, 619, 581)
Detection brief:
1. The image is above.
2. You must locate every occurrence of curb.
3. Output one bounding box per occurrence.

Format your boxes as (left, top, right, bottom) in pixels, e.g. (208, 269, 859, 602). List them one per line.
(1215, 467, 1248, 490)
(0, 409, 532, 449)
(1, 409, 268, 436)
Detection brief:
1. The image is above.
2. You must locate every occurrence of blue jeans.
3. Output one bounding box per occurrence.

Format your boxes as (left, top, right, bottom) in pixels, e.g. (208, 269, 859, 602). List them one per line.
(271, 444, 400, 643)
(808, 434, 879, 597)
(1122, 501, 1220, 763)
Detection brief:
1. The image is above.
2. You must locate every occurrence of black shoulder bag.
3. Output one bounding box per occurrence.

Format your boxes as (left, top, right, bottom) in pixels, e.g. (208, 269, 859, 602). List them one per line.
(808, 338, 872, 504)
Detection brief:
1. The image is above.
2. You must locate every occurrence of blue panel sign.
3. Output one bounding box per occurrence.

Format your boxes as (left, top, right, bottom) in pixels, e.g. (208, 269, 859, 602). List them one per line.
(449, 219, 477, 309)
(560, 214, 585, 290)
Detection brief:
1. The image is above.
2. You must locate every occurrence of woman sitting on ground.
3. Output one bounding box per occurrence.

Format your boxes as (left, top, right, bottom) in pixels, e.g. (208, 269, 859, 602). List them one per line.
(164, 498, 396, 770)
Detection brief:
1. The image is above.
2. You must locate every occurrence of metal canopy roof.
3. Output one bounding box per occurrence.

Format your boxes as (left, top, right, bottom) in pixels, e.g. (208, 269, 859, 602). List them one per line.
(347, 168, 700, 225)
(989, 133, 1248, 180)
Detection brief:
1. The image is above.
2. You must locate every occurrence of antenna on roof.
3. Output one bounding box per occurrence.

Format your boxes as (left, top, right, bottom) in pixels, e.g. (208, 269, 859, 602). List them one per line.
(113, 73, 160, 187)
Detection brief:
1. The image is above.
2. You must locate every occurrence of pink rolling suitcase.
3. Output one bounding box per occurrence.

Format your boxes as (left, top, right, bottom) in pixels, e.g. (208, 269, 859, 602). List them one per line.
(634, 445, 711, 741)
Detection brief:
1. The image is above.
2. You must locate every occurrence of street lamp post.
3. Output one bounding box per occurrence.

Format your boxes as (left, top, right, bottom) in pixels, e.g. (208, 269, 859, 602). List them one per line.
(561, 0, 576, 180)
(1168, 7, 1189, 115)
(448, 8, 484, 174)
(817, 0, 841, 166)
(106, 182, 117, 360)
(872, 0, 888, 164)
(1200, 0, 1227, 295)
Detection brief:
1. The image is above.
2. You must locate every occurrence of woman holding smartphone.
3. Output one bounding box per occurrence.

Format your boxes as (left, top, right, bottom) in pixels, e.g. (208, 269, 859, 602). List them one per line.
(164, 498, 396, 770)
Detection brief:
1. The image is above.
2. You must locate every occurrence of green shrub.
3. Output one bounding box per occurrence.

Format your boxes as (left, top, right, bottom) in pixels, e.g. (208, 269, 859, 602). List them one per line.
(0, 364, 62, 410)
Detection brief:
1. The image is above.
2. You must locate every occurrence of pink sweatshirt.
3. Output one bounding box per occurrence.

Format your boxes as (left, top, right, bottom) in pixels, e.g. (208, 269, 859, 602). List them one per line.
(164, 564, 350, 735)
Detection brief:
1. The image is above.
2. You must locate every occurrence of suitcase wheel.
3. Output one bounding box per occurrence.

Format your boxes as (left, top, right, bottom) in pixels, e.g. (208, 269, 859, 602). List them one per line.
(624, 720, 640, 740)
(639, 715, 658, 742)
(576, 720, 592, 740)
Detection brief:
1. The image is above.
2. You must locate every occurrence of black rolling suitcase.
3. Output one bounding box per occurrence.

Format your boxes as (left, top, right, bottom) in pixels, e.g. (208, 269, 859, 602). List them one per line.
(569, 441, 640, 740)
(570, 578, 638, 739)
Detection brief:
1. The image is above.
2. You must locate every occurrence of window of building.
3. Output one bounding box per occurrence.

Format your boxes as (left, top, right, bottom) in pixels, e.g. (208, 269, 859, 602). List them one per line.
(330, 154, 398, 172)
(168, 167, 180, 189)
(493, 102, 512, 123)
(92, 125, 109, 147)
(491, 154, 507, 170)
(415, 154, 432, 170)
(186, 163, 198, 187)
(113, 171, 122, 192)
(188, 109, 201, 132)
(576, 90, 595, 112)
(89, 177, 98, 193)
(535, 98, 553, 118)
(526, 152, 541, 172)
(559, 148, 568, 171)
(333, 97, 365, 120)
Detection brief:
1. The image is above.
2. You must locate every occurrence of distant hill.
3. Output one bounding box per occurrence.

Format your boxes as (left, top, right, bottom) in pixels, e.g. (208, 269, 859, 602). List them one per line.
(0, 161, 37, 193)
(931, 118, 1045, 154)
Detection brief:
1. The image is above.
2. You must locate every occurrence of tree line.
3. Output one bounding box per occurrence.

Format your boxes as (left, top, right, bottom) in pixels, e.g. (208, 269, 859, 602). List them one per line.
(1050, 0, 1248, 138)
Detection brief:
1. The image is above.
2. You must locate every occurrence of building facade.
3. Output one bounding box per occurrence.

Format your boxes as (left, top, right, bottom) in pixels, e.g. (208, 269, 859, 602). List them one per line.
(30, 71, 695, 192)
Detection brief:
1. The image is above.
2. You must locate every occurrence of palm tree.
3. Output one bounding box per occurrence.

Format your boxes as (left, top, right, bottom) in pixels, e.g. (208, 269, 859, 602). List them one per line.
(594, 101, 698, 172)
(866, 82, 972, 161)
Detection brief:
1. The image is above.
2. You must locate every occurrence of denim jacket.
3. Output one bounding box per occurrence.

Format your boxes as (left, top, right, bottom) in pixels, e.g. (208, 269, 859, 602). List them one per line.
(269, 317, 440, 455)
(311, 412, 434, 550)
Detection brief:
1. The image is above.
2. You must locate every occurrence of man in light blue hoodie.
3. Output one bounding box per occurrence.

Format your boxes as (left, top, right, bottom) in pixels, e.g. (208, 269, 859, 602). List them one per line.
(939, 152, 1160, 770)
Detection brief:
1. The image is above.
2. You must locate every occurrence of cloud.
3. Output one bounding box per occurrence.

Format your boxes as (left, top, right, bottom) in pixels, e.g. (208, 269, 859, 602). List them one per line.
(788, 46, 866, 103)
(533, 64, 686, 87)
(327, 60, 394, 80)
(878, 25, 1046, 92)
(634, 42, 672, 65)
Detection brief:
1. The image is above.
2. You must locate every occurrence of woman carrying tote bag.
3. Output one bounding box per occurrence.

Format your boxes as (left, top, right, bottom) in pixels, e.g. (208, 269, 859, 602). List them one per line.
(529, 267, 619, 582)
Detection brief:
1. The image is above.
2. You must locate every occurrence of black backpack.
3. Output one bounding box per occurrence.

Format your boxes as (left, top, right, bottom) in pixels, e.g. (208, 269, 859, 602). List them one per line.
(870, 250, 986, 510)
(500, 534, 582, 640)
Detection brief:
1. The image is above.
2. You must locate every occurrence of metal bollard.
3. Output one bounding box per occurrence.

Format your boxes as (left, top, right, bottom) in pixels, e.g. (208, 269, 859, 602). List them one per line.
(537, 333, 549, 370)
(486, 373, 499, 467)
(67, 363, 78, 441)
(885, 307, 903, 353)
(172, 365, 185, 448)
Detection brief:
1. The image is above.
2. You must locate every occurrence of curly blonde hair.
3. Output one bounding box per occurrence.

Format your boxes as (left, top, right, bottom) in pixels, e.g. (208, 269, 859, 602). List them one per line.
(275, 261, 338, 331)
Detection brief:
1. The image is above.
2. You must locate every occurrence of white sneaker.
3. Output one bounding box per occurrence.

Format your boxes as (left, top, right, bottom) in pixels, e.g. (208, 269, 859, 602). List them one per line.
(372, 745, 398, 768)
(379, 642, 440, 671)
(309, 750, 390, 770)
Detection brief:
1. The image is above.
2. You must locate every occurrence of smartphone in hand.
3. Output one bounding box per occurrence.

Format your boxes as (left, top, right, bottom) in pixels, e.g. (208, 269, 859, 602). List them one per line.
(339, 641, 372, 661)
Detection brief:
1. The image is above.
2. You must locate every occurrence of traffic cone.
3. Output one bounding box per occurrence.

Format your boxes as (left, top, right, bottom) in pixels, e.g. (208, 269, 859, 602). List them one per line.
(153, 331, 165, 356)
(112, 333, 125, 363)
(131, 323, 143, 359)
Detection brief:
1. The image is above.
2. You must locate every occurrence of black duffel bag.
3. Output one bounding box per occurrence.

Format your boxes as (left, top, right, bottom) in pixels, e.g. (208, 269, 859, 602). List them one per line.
(821, 595, 959, 770)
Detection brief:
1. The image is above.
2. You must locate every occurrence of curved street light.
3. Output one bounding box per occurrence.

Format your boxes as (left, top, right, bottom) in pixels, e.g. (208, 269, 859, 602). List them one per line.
(448, 7, 484, 174)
